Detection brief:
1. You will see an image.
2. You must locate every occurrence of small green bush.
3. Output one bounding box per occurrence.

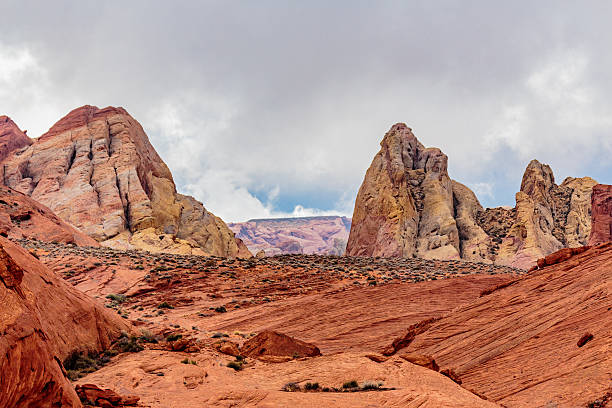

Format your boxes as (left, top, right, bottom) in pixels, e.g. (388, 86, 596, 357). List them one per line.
(157, 301, 174, 309)
(282, 382, 301, 392)
(342, 380, 359, 389)
(166, 333, 182, 342)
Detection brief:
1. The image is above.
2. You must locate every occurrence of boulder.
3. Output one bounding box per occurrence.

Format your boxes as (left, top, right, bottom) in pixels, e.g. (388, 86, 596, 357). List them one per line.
(241, 331, 321, 361)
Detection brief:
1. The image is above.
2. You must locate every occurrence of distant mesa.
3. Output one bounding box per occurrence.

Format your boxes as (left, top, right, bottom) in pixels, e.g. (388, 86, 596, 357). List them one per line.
(0, 106, 250, 258)
(347, 123, 597, 268)
(229, 215, 351, 256)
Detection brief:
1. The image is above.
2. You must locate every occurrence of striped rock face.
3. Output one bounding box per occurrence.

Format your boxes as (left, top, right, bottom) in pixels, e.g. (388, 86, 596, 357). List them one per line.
(588, 184, 612, 246)
(0, 106, 250, 258)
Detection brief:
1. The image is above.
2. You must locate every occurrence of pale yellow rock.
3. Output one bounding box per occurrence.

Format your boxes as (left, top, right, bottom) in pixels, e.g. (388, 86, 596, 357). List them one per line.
(0, 106, 250, 258)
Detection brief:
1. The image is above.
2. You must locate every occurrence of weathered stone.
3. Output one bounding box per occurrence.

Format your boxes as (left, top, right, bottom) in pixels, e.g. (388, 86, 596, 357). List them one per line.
(588, 184, 612, 246)
(0, 107, 250, 258)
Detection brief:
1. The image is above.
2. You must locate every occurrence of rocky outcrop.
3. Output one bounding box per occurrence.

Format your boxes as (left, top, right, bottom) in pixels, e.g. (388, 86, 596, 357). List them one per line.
(495, 161, 597, 268)
(588, 184, 612, 246)
(0, 237, 130, 408)
(229, 216, 351, 255)
(347, 124, 597, 268)
(0, 107, 250, 258)
(0, 185, 98, 246)
(0, 115, 32, 162)
(396, 243, 612, 407)
(347, 124, 468, 259)
(241, 331, 321, 361)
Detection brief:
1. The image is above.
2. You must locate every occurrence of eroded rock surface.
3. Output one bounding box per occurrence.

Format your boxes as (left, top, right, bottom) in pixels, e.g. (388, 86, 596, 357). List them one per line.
(0, 115, 32, 162)
(347, 124, 597, 268)
(0, 238, 129, 408)
(0, 107, 250, 257)
(588, 184, 612, 246)
(0, 185, 98, 246)
(397, 243, 612, 407)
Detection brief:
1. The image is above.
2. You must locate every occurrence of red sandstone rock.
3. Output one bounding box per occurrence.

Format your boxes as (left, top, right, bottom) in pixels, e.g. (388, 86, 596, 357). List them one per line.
(0, 185, 98, 246)
(214, 340, 241, 357)
(0, 238, 130, 408)
(399, 353, 440, 371)
(588, 184, 612, 246)
(241, 331, 321, 360)
(398, 244, 612, 407)
(440, 369, 462, 385)
(75, 384, 139, 407)
(0, 106, 250, 258)
(0, 115, 32, 162)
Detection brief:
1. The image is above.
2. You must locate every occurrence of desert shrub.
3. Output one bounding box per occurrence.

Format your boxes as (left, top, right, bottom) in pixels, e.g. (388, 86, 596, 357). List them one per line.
(116, 333, 144, 353)
(138, 330, 159, 343)
(342, 380, 359, 389)
(157, 301, 174, 309)
(166, 333, 182, 342)
(214, 306, 227, 313)
(304, 382, 319, 391)
(282, 382, 301, 392)
(181, 358, 197, 365)
(361, 381, 382, 390)
(227, 361, 243, 371)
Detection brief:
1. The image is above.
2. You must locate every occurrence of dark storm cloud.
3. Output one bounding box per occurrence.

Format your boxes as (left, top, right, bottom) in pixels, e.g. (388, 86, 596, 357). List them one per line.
(1, 1, 611, 220)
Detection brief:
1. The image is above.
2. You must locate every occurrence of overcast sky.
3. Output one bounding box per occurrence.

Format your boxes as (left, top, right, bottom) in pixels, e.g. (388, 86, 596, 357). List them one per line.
(2, 1, 612, 222)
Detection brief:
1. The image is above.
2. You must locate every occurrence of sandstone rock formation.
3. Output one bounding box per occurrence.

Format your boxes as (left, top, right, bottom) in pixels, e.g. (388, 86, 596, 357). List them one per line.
(241, 330, 322, 361)
(0, 107, 250, 258)
(347, 123, 597, 268)
(0, 185, 98, 246)
(0, 237, 130, 408)
(0, 115, 32, 162)
(588, 184, 612, 246)
(394, 243, 612, 407)
(229, 216, 351, 255)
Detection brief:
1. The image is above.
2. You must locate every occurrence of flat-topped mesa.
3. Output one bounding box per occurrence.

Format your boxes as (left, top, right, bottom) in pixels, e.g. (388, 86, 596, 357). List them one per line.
(347, 124, 598, 268)
(0, 115, 32, 162)
(588, 184, 612, 246)
(0, 105, 251, 258)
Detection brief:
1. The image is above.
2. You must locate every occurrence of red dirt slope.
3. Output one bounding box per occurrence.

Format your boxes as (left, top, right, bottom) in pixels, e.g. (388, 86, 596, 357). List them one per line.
(399, 244, 612, 407)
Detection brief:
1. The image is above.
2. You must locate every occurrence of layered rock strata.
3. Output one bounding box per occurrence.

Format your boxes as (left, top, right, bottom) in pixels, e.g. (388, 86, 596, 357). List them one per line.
(0, 106, 250, 257)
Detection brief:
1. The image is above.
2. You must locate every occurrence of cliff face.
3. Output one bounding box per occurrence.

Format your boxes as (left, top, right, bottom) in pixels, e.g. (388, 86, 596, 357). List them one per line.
(588, 184, 612, 246)
(0, 106, 250, 258)
(347, 123, 465, 259)
(0, 238, 130, 408)
(347, 124, 597, 268)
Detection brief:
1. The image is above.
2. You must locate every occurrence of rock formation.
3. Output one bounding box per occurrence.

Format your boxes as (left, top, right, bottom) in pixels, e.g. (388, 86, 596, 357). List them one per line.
(0, 185, 98, 246)
(347, 123, 597, 268)
(394, 243, 612, 407)
(588, 184, 612, 246)
(0, 237, 130, 407)
(0, 115, 32, 162)
(0, 107, 250, 258)
(229, 216, 351, 255)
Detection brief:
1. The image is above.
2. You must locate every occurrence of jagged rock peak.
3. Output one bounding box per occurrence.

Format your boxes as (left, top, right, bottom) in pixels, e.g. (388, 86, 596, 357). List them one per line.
(0, 105, 251, 258)
(0, 115, 32, 162)
(347, 123, 598, 268)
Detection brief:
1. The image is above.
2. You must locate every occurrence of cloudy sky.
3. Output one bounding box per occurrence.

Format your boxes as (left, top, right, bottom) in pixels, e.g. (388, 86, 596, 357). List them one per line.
(2, 1, 612, 222)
